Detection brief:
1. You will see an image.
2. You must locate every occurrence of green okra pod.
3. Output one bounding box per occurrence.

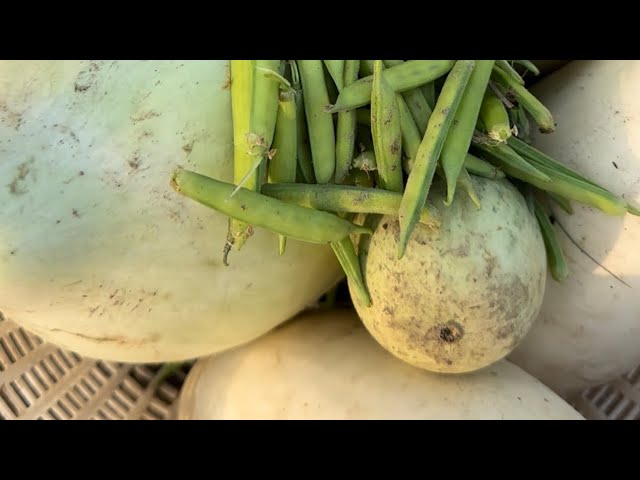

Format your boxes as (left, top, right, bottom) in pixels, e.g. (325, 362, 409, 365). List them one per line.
(507, 136, 600, 188)
(261, 183, 440, 228)
(331, 236, 371, 307)
(290, 61, 316, 185)
(298, 60, 336, 184)
(478, 138, 628, 216)
(396, 94, 422, 173)
(269, 90, 298, 184)
(546, 191, 574, 215)
(329, 60, 456, 113)
(246, 60, 282, 170)
(509, 135, 632, 216)
(479, 87, 512, 143)
(463, 152, 506, 179)
(512, 60, 540, 76)
(439, 59, 494, 206)
(324, 60, 345, 92)
(371, 60, 403, 193)
(472, 139, 552, 184)
(627, 202, 640, 216)
(519, 157, 629, 216)
(172, 169, 371, 244)
(269, 88, 299, 255)
(335, 60, 360, 184)
(491, 66, 555, 133)
(398, 60, 476, 259)
(227, 60, 257, 252)
(357, 93, 423, 174)
(534, 198, 569, 282)
(513, 104, 531, 143)
(383, 60, 433, 133)
(495, 60, 525, 85)
(456, 167, 482, 209)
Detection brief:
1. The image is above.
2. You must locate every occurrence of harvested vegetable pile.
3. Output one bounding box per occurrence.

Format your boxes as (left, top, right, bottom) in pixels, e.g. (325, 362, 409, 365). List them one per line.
(171, 60, 640, 374)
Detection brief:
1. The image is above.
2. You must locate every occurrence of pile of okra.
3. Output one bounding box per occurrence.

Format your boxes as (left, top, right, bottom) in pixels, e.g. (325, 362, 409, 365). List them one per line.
(172, 60, 640, 306)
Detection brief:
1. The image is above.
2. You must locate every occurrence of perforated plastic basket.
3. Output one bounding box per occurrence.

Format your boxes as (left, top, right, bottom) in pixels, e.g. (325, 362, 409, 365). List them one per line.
(1, 308, 638, 420)
(0, 312, 188, 420)
(570, 366, 640, 420)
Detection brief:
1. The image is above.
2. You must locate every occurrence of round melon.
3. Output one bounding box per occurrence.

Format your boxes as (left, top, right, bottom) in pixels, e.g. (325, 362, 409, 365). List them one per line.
(350, 176, 547, 374)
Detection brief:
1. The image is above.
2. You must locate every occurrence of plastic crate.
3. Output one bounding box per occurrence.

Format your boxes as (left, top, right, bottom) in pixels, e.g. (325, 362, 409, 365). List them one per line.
(0, 311, 187, 420)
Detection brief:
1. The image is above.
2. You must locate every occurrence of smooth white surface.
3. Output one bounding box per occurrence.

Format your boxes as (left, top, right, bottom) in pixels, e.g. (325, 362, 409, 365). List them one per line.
(510, 60, 640, 396)
(177, 309, 584, 420)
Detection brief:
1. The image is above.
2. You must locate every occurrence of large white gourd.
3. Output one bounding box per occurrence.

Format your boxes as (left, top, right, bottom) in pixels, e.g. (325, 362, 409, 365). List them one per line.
(0, 60, 343, 363)
(509, 60, 640, 397)
(177, 309, 584, 420)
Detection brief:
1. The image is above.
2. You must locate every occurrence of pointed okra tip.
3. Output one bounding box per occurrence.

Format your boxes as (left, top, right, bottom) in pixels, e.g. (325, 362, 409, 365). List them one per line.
(397, 230, 410, 260)
(443, 185, 455, 207)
